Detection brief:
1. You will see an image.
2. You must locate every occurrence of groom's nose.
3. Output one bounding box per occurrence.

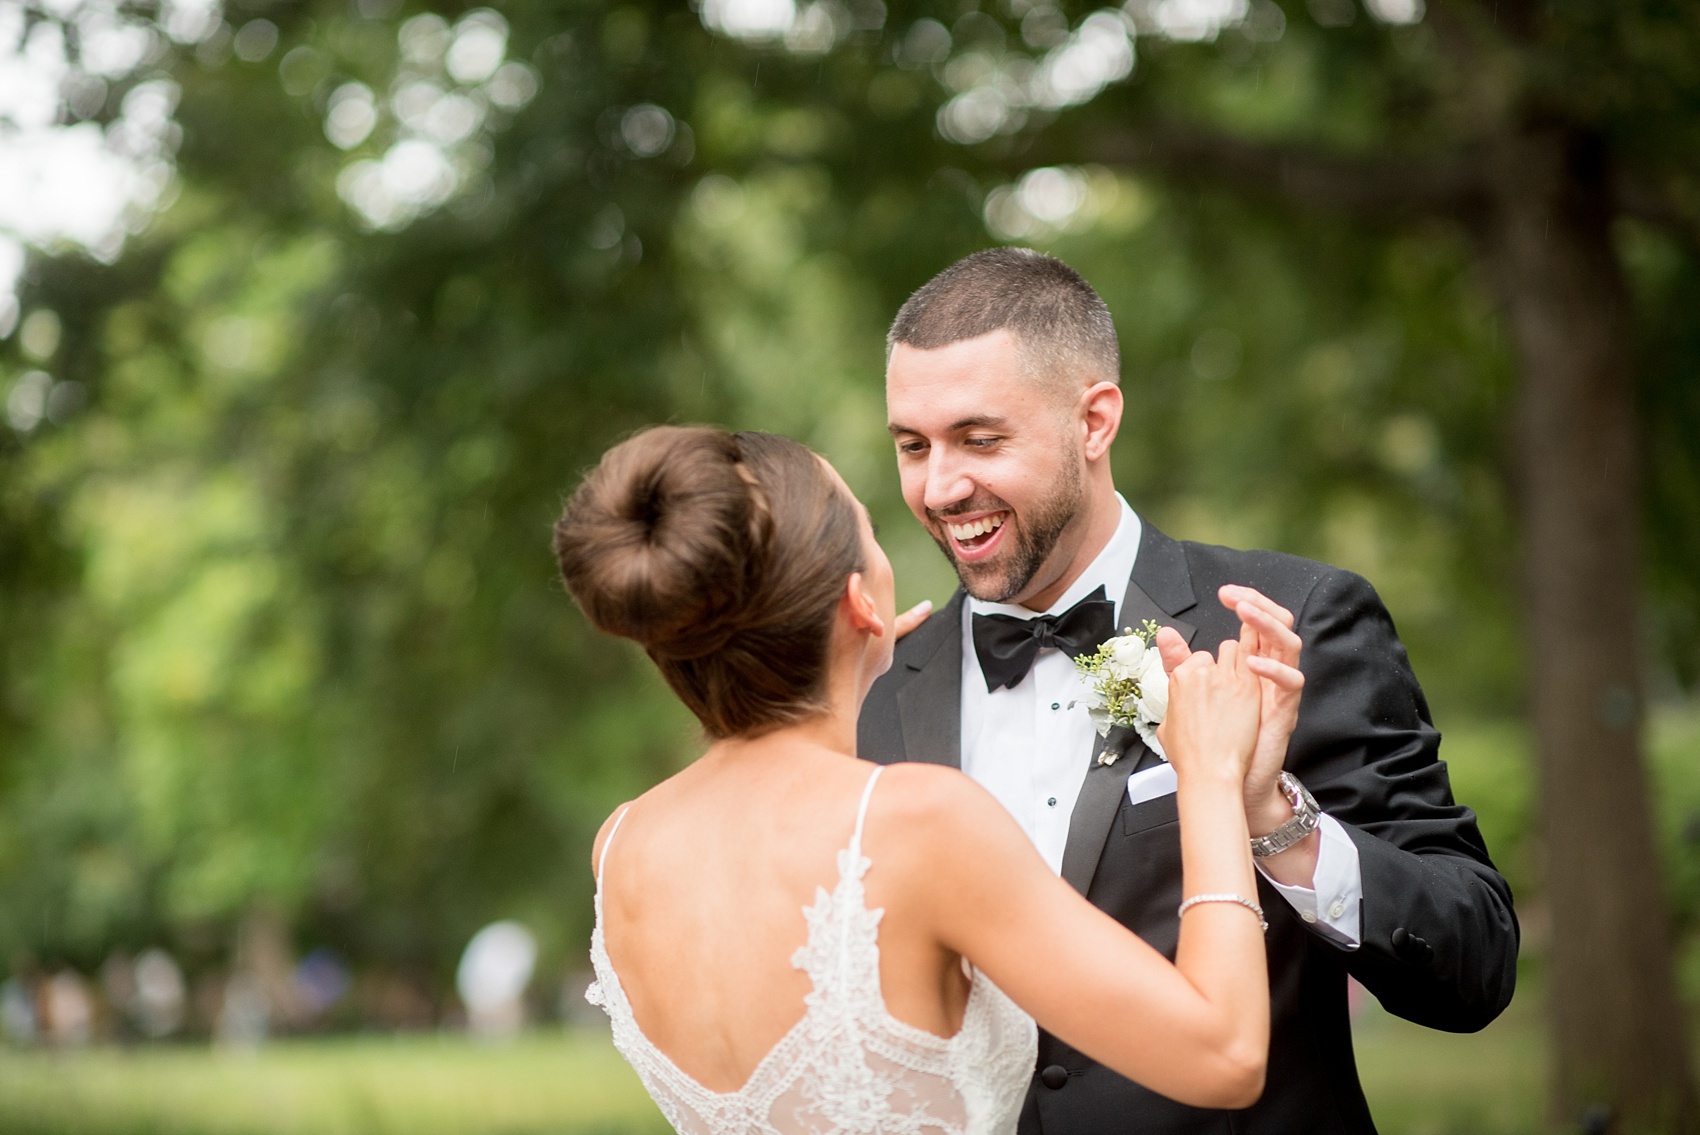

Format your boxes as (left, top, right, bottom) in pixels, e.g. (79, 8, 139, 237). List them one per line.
(921, 450, 976, 514)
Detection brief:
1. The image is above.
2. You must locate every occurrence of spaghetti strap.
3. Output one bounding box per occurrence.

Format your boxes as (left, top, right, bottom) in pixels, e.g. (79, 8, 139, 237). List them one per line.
(597, 806, 632, 887)
(848, 767, 883, 856)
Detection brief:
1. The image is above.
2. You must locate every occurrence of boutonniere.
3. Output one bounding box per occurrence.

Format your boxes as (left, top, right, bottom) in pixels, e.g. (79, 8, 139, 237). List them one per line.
(1070, 620, 1168, 766)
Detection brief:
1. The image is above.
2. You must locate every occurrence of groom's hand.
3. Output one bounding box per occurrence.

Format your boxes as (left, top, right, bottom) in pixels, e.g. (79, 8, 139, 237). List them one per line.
(1219, 586, 1306, 835)
(1221, 587, 1302, 827)
(1158, 610, 1305, 830)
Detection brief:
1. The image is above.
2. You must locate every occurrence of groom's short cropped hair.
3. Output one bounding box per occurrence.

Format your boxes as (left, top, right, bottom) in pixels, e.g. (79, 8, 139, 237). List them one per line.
(886, 248, 1120, 387)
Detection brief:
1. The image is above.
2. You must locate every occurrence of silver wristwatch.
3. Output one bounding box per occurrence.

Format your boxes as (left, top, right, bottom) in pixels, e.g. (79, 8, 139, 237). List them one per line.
(1250, 772, 1321, 858)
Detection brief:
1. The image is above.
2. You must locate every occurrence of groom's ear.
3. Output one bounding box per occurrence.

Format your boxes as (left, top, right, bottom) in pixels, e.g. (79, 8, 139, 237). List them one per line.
(1078, 381, 1123, 461)
(842, 572, 886, 637)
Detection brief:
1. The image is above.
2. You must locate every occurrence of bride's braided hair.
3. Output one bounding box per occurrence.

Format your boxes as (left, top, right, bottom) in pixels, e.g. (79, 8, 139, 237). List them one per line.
(554, 426, 864, 738)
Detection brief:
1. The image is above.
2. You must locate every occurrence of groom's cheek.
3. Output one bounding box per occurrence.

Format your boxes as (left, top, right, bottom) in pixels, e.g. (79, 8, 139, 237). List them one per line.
(896, 467, 929, 524)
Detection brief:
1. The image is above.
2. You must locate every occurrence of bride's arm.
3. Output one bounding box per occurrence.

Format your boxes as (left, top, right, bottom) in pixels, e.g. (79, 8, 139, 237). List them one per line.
(903, 641, 1278, 1109)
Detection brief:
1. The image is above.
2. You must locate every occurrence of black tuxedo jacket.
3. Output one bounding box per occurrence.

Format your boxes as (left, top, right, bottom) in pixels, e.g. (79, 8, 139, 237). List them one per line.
(857, 520, 1518, 1135)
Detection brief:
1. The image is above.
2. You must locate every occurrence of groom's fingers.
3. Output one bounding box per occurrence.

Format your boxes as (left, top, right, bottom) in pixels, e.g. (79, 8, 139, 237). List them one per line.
(1156, 626, 1191, 674)
(1235, 601, 1301, 664)
(893, 600, 934, 640)
(1246, 655, 1305, 692)
(1219, 585, 1295, 629)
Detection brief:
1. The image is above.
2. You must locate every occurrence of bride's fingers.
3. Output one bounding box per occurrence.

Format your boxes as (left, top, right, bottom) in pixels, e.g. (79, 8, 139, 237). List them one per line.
(1156, 626, 1192, 674)
(1237, 640, 1267, 693)
(1217, 638, 1241, 677)
(893, 600, 934, 640)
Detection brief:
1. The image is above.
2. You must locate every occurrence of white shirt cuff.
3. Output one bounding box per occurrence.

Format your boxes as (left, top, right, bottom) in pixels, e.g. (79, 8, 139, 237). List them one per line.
(1257, 813, 1362, 949)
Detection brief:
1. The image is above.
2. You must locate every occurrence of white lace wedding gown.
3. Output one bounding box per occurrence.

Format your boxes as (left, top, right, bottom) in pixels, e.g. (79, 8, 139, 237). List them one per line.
(587, 767, 1038, 1135)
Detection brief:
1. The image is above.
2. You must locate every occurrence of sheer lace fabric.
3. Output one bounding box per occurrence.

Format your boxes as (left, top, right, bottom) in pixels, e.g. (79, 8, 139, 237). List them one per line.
(587, 767, 1038, 1135)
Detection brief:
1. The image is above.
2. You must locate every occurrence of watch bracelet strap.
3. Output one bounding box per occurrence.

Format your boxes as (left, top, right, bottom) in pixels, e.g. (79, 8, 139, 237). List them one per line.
(1249, 771, 1321, 858)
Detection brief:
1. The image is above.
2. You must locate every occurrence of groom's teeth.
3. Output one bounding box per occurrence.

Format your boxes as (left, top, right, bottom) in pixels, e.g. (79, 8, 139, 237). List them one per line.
(947, 513, 1007, 541)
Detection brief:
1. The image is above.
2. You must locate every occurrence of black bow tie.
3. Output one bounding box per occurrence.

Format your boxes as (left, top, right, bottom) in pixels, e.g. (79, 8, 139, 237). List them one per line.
(971, 586, 1117, 693)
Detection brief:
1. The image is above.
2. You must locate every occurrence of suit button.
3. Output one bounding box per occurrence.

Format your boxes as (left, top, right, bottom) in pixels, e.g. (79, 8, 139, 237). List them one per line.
(1391, 927, 1435, 964)
(1040, 1064, 1069, 1090)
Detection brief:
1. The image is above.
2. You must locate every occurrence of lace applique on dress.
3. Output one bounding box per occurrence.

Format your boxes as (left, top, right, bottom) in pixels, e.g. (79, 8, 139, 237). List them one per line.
(586, 767, 1037, 1135)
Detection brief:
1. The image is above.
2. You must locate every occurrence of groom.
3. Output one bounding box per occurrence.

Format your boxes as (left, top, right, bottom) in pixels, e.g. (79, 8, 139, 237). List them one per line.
(858, 249, 1518, 1134)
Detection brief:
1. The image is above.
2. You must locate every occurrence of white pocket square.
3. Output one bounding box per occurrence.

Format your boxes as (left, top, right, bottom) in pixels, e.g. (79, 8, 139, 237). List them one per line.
(1125, 761, 1177, 807)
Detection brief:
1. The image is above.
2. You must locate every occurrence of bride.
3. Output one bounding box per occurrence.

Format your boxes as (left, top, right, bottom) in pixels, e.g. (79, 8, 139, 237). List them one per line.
(555, 426, 1301, 1135)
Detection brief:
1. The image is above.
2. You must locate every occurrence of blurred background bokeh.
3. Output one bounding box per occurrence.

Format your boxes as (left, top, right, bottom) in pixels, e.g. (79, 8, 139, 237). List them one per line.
(1, 0, 1698, 1131)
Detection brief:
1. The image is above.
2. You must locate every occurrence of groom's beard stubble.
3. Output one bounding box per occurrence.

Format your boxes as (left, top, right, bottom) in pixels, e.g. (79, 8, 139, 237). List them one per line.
(928, 460, 1085, 606)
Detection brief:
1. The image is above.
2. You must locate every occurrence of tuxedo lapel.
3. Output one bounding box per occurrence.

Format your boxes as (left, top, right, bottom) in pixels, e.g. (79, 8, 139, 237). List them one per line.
(896, 591, 965, 768)
(1060, 730, 1139, 893)
(1058, 520, 1199, 895)
(1119, 521, 1199, 648)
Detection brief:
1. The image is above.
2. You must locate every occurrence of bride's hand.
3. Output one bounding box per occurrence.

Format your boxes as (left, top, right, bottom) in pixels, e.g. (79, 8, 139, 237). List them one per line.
(1156, 639, 1262, 787)
(894, 600, 933, 640)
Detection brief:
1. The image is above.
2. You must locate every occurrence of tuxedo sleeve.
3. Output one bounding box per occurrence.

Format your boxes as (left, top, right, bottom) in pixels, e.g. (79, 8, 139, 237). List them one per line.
(1285, 568, 1518, 1033)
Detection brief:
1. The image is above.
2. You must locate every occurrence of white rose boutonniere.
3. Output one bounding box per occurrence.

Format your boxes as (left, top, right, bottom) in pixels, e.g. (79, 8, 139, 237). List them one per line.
(1071, 619, 1169, 766)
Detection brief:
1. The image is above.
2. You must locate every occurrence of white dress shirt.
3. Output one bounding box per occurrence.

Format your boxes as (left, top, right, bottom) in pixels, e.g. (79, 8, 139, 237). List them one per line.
(958, 494, 1363, 947)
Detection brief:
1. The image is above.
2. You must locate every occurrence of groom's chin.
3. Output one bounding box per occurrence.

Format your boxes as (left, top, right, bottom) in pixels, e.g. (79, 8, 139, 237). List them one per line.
(928, 531, 1022, 603)
(954, 561, 1022, 605)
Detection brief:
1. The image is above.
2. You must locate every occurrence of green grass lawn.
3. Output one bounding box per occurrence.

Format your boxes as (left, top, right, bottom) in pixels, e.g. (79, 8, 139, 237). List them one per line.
(0, 1031, 669, 1135)
(0, 1004, 1547, 1135)
(1354, 989, 1544, 1135)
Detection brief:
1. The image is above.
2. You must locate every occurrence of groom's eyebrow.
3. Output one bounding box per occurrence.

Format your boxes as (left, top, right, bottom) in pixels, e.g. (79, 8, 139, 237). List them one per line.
(949, 415, 1008, 431)
(886, 415, 1010, 436)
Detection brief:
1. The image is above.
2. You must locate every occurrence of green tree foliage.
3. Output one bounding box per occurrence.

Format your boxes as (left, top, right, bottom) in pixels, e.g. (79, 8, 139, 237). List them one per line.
(1, 0, 1697, 1114)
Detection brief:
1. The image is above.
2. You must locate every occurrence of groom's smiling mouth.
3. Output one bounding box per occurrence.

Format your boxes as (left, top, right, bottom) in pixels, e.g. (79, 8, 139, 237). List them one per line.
(943, 511, 1010, 560)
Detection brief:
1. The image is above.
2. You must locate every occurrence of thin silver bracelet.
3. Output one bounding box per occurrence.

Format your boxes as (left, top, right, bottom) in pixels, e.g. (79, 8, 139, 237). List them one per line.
(1177, 893, 1268, 933)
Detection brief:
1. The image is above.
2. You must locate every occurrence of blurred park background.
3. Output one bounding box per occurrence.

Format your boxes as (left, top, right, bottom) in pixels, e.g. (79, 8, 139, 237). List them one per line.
(1, 0, 1700, 1130)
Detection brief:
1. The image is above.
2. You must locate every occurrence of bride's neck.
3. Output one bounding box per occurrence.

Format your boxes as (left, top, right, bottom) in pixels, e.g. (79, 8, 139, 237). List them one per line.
(709, 649, 868, 764)
(702, 611, 881, 765)
(711, 710, 856, 765)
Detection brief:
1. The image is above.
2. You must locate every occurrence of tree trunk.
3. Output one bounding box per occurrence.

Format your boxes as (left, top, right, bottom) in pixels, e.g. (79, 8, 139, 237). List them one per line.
(1082, 107, 1697, 1131)
(1481, 125, 1698, 1134)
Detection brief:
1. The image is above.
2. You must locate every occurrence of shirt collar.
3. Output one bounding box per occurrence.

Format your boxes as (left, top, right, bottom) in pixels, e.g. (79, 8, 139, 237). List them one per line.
(967, 494, 1142, 624)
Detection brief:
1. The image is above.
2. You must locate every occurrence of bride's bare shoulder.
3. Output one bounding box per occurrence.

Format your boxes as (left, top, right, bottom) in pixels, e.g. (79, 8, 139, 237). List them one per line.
(591, 803, 633, 876)
(868, 763, 1032, 857)
(590, 779, 669, 875)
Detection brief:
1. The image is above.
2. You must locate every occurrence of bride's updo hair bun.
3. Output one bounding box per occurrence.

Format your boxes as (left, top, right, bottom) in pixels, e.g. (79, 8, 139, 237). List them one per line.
(556, 427, 761, 660)
(555, 426, 865, 738)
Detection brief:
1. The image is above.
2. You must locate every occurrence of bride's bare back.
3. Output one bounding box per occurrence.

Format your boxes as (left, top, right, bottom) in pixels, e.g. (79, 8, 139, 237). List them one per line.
(595, 743, 970, 1093)
(594, 675, 1274, 1117)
